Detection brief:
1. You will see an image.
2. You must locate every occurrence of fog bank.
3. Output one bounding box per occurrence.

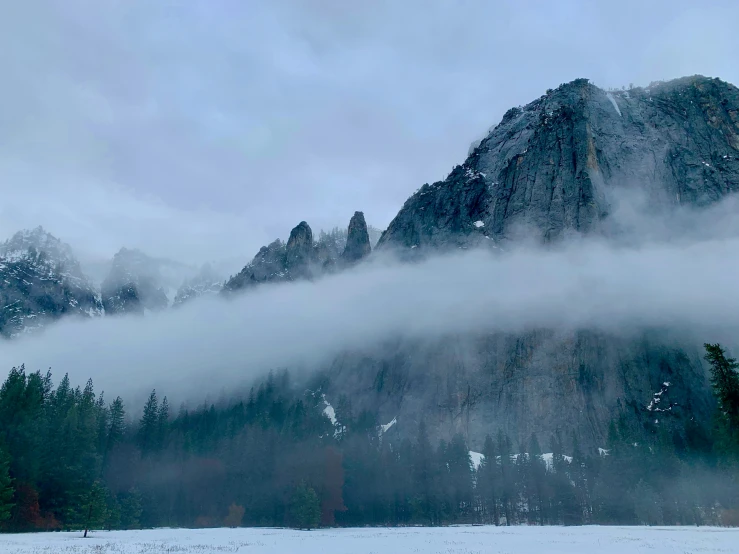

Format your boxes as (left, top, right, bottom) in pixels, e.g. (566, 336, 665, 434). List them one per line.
(1, 225, 737, 401)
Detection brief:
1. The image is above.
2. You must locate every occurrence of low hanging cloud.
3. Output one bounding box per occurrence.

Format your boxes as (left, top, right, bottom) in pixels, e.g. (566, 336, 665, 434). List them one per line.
(2, 193, 739, 404)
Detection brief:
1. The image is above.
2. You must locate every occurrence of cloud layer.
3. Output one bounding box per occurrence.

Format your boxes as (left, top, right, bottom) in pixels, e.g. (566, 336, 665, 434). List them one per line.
(3, 193, 739, 405)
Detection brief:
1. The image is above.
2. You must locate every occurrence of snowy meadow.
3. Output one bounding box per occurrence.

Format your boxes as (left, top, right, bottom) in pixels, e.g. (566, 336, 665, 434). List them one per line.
(1, 526, 737, 554)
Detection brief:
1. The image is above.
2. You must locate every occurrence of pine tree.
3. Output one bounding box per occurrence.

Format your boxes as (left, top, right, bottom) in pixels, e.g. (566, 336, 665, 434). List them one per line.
(570, 432, 589, 523)
(138, 390, 159, 456)
(497, 431, 515, 525)
(0, 446, 14, 524)
(158, 396, 169, 451)
(443, 434, 473, 522)
(478, 434, 500, 525)
(83, 481, 108, 537)
(411, 421, 434, 524)
(526, 434, 546, 525)
(704, 344, 739, 456)
(105, 491, 121, 530)
(290, 483, 320, 530)
(107, 397, 125, 450)
(120, 488, 143, 529)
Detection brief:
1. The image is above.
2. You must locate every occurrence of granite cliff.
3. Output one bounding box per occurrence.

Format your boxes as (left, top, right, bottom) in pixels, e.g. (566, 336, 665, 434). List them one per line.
(325, 76, 739, 449)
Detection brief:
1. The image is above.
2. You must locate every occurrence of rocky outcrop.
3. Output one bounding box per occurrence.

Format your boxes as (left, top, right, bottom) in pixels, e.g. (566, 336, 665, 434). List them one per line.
(285, 221, 314, 279)
(378, 76, 739, 251)
(324, 76, 739, 450)
(224, 214, 375, 293)
(0, 227, 103, 336)
(342, 211, 372, 263)
(101, 248, 170, 315)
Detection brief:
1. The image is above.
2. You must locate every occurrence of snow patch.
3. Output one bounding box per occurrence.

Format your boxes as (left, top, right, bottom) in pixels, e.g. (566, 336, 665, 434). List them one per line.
(473, 220, 485, 228)
(322, 395, 337, 426)
(380, 417, 397, 435)
(646, 382, 674, 412)
(469, 450, 484, 470)
(465, 168, 486, 180)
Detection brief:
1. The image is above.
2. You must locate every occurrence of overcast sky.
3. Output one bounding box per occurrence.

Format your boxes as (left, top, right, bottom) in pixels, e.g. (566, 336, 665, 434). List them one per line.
(1, 0, 737, 268)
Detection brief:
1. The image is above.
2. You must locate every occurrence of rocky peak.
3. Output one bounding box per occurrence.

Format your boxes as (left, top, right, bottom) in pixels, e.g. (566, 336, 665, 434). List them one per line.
(1, 226, 87, 282)
(101, 248, 169, 314)
(285, 221, 314, 275)
(342, 211, 371, 263)
(0, 227, 102, 336)
(224, 214, 378, 293)
(377, 75, 739, 252)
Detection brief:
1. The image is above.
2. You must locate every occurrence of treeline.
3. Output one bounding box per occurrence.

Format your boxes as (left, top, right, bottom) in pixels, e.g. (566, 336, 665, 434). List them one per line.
(0, 344, 738, 532)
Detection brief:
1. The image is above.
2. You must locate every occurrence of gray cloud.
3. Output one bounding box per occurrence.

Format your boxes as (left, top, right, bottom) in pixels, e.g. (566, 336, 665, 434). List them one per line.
(1, 1, 737, 267)
(3, 192, 739, 407)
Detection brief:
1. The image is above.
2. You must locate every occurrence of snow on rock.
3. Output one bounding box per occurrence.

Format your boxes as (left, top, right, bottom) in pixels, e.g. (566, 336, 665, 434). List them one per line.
(469, 450, 484, 470)
(465, 168, 486, 180)
(380, 417, 397, 435)
(598, 447, 610, 456)
(646, 382, 675, 413)
(473, 220, 485, 228)
(322, 395, 337, 426)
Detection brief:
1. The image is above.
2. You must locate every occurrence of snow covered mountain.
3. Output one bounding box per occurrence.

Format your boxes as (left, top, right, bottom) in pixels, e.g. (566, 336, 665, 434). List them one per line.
(0, 227, 103, 337)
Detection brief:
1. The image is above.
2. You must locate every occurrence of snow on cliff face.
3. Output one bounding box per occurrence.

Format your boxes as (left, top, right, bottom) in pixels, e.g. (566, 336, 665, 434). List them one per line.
(0, 227, 103, 337)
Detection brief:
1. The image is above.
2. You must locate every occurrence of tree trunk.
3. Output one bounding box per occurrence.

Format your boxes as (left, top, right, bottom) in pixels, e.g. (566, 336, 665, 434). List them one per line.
(84, 501, 93, 538)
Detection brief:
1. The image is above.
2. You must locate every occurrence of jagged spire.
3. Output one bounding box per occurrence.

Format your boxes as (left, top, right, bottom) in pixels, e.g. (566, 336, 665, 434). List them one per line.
(342, 211, 371, 263)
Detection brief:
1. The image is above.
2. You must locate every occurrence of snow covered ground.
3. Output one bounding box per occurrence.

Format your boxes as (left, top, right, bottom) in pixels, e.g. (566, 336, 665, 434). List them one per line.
(2, 526, 737, 554)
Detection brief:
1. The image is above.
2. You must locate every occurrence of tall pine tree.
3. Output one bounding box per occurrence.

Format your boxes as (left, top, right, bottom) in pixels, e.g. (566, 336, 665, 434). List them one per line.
(704, 343, 739, 456)
(137, 390, 159, 456)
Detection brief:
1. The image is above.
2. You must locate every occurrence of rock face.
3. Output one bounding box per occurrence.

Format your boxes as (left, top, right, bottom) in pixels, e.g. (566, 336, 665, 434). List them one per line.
(379, 76, 739, 250)
(325, 76, 739, 450)
(101, 248, 170, 314)
(342, 211, 372, 263)
(0, 227, 103, 336)
(285, 221, 314, 279)
(224, 214, 373, 293)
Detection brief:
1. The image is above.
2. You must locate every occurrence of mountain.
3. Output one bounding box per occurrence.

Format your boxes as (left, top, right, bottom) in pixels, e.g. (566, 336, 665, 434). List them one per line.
(322, 76, 739, 449)
(101, 248, 198, 314)
(224, 212, 373, 293)
(342, 211, 372, 263)
(379, 76, 739, 250)
(0, 227, 103, 337)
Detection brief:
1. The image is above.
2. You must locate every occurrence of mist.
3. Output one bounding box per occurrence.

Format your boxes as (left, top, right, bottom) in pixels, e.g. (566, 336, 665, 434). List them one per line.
(2, 192, 739, 404)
